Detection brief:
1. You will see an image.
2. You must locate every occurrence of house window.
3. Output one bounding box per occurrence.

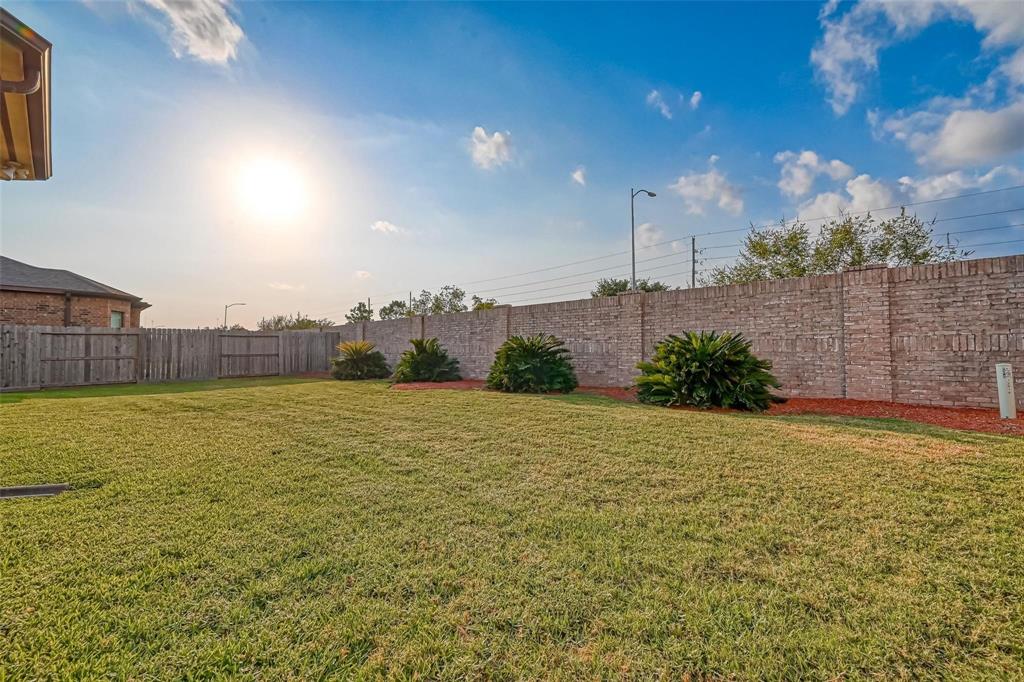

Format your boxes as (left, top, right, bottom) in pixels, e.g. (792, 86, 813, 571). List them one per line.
(110, 311, 124, 328)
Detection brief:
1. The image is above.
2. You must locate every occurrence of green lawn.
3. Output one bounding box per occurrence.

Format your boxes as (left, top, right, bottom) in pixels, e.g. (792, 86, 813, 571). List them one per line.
(1, 380, 1022, 678)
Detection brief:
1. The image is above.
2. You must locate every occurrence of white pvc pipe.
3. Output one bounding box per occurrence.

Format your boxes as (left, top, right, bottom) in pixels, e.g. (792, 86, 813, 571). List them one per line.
(996, 363, 1017, 420)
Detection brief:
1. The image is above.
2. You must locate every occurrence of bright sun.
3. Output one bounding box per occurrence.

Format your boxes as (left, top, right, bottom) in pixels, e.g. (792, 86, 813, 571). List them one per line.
(233, 157, 309, 224)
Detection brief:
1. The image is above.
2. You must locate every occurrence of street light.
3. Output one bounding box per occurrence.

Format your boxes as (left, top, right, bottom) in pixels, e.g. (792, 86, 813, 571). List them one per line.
(224, 302, 246, 328)
(631, 188, 657, 291)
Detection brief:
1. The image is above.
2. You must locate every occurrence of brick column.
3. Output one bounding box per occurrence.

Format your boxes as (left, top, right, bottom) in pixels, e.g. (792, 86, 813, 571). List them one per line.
(615, 292, 645, 386)
(842, 264, 894, 401)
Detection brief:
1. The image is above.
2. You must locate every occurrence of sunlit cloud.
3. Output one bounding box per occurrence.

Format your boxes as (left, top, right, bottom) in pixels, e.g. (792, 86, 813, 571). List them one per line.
(774, 149, 854, 198)
(469, 126, 513, 169)
(268, 281, 305, 291)
(370, 220, 404, 234)
(669, 155, 743, 215)
(646, 89, 672, 119)
(138, 0, 244, 65)
(353, 270, 372, 280)
(571, 166, 586, 186)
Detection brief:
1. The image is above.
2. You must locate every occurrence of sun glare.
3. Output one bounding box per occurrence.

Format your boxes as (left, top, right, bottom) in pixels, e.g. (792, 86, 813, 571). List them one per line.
(233, 157, 309, 224)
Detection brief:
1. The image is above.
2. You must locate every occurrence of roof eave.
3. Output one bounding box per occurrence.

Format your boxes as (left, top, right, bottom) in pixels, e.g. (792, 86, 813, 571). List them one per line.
(0, 283, 144, 304)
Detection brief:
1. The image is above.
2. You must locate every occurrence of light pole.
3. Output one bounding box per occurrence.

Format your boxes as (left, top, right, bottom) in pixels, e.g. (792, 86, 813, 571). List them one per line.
(631, 188, 657, 291)
(224, 302, 246, 328)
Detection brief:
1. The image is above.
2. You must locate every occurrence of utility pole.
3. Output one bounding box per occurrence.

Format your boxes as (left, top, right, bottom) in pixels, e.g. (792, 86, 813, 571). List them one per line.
(691, 236, 697, 288)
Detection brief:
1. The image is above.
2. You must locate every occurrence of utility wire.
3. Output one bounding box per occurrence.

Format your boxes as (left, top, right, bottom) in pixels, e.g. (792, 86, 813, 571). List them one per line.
(499, 230, 1024, 303)
(315, 188, 1024, 318)
(359, 183, 1024, 300)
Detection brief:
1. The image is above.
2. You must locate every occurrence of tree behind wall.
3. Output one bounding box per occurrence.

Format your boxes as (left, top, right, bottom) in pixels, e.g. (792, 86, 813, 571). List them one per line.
(257, 312, 334, 331)
(345, 302, 374, 323)
(707, 211, 970, 286)
(471, 295, 498, 310)
(591, 277, 670, 297)
(379, 300, 410, 320)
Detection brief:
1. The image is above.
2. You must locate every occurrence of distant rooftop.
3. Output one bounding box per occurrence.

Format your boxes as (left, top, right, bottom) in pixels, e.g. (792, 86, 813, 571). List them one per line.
(0, 255, 148, 306)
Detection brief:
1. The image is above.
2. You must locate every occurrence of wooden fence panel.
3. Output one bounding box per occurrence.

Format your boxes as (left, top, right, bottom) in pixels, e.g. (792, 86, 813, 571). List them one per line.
(37, 327, 138, 387)
(1, 324, 41, 390)
(139, 329, 218, 383)
(219, 334, 280, 377)
(1, 325, 339, 391)
(280, 331, 340, 374)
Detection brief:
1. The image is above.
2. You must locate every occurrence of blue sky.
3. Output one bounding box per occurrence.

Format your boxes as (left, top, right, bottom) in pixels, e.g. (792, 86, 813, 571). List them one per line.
(2, 0, 1023, 327)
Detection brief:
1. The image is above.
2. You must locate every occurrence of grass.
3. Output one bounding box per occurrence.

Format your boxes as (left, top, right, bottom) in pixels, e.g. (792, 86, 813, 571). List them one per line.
(1, 379, 1022, 678)
(0, 375, 321, 404)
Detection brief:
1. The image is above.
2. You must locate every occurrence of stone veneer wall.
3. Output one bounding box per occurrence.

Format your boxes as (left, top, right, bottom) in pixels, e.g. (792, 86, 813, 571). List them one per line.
(334, 255, 1023, 408)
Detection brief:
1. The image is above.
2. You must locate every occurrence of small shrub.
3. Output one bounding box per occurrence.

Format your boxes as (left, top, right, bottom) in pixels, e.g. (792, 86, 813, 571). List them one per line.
(486, 335, 578, 393)
(635, 331, 781, 411)
(392, 338, 461, 383)
(331, 341, 390, 380)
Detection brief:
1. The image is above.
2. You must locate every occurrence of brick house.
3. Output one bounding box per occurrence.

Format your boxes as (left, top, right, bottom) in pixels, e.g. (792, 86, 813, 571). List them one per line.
(0, 256, 150, 328)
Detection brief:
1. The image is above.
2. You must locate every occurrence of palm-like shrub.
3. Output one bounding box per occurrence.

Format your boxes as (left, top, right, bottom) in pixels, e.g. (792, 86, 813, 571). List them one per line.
(331, 341, 390, 380)
(392, 338, 461, 383)
(635, 331, 781, 411)
(486, 335, 578, 393)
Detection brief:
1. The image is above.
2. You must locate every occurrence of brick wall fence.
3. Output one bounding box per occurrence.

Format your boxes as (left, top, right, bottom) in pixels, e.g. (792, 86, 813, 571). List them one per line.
(334, 254, 1023, 409)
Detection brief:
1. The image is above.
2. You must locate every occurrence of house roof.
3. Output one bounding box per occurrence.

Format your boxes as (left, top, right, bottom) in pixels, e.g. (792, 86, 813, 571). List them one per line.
(0, 256, 150, 307)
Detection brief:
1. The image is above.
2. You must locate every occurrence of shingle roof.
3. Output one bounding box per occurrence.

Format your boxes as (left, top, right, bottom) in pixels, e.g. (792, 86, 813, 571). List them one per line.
(0, 255, 146, 304)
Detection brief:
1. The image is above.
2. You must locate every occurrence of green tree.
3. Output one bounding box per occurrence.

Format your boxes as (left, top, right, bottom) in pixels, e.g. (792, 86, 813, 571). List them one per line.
(471, 295, 498, 310)
(379, 300, 410, 320)
(345, 302, 374, 323)
(708, 211, 968, 286)
(408, 286, 469, 315)
(591, 277, 670, 297)
(430, 285, 468, 314)
(257, 312, 334, 331)
(410, 290, 433, 316)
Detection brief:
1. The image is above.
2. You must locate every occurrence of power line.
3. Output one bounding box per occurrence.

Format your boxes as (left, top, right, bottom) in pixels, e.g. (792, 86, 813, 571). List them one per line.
(315, 187, 1024, 318)
(472, 248, 692, 296)
(500, 229, 1024, 303)
(479, 209, 1024, 294)
(361, 183, 1024, 300)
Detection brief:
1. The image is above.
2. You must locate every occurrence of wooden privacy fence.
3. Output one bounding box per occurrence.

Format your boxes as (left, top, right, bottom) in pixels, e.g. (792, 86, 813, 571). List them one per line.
(0, 325, 341, 391)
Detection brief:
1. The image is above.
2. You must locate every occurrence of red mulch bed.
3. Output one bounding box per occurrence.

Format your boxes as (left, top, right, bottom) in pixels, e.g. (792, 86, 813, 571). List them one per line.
(390, 381, 1022, 436)
(767, 398, 1023, 436)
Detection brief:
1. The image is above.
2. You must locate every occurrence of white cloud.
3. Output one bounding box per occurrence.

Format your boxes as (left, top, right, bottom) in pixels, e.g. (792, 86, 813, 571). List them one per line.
(268, 281, 305, 291)
(689, 91, 703, 110)
(571, 166, 586, 186)
(1001, 47, 1024, 86)
(635, 222, 663, 249)
(139, 0, 244, 65)
(798, 173, 894, 219)
(928, 102, 1024, 167)
(877, 100, 1024, 168)
(646, 89, 672, 119)
(898, 165, 1024, 201)
(774, 149, 854, 198)
(370, 219, 403, 234)
(669, 156, 743, 215)
(811, 0, 1024, 115)
(353, 270, 371, 280)
(468, 126, 512, 169)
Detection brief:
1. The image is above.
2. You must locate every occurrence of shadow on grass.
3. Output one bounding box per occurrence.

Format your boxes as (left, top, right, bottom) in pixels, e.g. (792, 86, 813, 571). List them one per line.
(0, 376, 328, 405)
